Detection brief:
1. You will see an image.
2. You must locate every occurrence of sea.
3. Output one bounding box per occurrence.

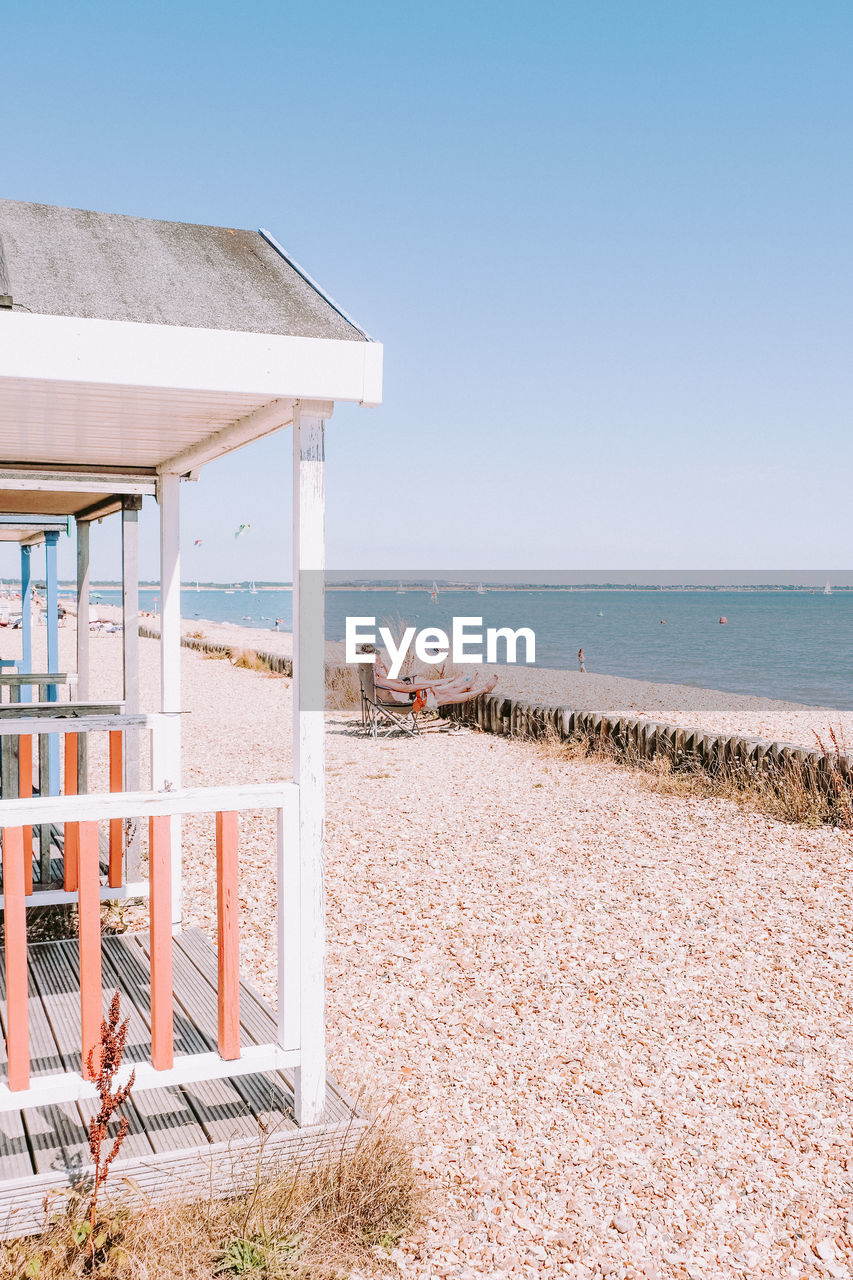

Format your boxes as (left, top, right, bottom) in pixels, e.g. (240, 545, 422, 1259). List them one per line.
(87, 585, 853, 711)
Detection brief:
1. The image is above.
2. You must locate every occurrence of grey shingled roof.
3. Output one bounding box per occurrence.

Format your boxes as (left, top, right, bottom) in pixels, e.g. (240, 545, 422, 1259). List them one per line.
(0, 198, 367, 341)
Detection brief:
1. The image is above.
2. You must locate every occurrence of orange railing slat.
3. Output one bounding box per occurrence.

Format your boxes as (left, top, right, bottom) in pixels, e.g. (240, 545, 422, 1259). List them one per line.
(18, 737, 33, 895)
(4, 828, 29, 1091)
(79, 821, 102, 1080)
(216, 811, 240, 1061)
(149, 814, 174, 1070)
(63, 733, 79, 892)
(108, 731, 123, 888)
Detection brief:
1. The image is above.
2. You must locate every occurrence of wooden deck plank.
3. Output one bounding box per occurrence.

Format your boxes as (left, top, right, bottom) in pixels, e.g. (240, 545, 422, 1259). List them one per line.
(0, 955, 35, 1179)
(177, 929, 352, 1125)
(28, 941, 152, 1162)
(0, 931, 362, 1216)
(0, 1114, 367, 1239)
(100, 936, 210, 1154)
(52, 938, 194, 1158)
(173, 930, 298, 1132)
(132, 933, 271, 1144)
(1, 951, 87, 1175)
(108, 934, 261, 1148)
(177, 929, 277, 1044)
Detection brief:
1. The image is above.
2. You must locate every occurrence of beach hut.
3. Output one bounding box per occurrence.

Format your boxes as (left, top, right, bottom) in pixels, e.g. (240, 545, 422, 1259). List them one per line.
(0, 512, 74, 890)
(0, 199, 382, 1231)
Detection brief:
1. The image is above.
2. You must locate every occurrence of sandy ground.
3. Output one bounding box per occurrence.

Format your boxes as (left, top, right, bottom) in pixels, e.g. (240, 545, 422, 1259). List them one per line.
(5, 621, 853, 1278)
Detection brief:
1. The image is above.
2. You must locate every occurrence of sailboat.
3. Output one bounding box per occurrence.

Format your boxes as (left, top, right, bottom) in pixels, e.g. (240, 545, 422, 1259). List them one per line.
(476, 583, 486, 595)
(430, 580, 439, 601)
(195, 580, 200, 592)
(824, 579, 832, 596)
(249, 580, 258, 594)
(397, 582, 405, 594)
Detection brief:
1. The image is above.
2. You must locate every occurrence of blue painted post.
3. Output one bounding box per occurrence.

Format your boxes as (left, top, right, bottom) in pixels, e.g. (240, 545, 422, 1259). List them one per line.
(19, 545, 32, 702)
(44, 532, 60, 794)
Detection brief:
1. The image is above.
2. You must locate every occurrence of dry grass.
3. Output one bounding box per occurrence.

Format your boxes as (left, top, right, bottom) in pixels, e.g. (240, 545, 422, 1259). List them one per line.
(326, 662, 361, 711)
(231, 649, 282, 675)
(538, 726, 853, 829)
(0, 1119, 423, 1279)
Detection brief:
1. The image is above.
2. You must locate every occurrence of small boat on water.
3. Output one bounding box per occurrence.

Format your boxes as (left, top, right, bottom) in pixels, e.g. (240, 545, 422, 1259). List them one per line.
(824, 579, 832, 595)
(249, 580, 258, 594)
(397, 582, 405, 594)
(476, 583, 486, 595)
(430, 580, 439, 601)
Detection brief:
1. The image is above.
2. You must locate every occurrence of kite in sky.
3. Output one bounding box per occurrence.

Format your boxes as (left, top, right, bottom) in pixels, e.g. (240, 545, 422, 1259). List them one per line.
(234, 523, 251, 539)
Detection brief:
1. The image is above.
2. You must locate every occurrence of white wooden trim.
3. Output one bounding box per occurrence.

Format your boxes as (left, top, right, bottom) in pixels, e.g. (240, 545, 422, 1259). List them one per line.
(0, 781, 296, 827)
(0, 713, 152, 736)
(258, 229, 373, 340)
(277, 801, 301, 1051)
(0, 881, 149, 910)
(360, 342, 384, 408)
(292, 403, 327, 1126)
(0, 313, 384, 405)
(158, 474, 181, 749)
(159, 472, 183, 925)
(158, 398, 294, 475)
(76, 519, 90, 703)
(0, 469, 156, 496)
(0, 1044, 299, 1114)
(122, 501, 142, 876)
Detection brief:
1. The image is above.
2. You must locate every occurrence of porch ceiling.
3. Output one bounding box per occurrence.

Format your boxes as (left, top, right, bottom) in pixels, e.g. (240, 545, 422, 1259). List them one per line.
(0, 486, 142, 518)
(0, 513, 69, 543)
(0, 198, 383, 485)
(0, 378, 283, 470)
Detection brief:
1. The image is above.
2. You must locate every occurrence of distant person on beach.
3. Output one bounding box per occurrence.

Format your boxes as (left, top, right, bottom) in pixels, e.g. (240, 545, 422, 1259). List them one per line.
(578, 647, 586, 672)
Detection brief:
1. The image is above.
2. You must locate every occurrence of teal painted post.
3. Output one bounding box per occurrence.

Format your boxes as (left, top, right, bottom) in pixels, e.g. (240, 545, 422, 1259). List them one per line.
(45, 531, 60, 794)
(19, 545, 32, 703)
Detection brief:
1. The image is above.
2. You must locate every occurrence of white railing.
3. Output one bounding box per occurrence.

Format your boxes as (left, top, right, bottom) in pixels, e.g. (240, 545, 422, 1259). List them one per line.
(0, 711, 165, 904)
(0, 780, 303, 1115)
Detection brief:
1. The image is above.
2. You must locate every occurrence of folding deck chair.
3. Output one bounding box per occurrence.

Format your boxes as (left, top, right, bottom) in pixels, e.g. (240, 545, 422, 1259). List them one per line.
(358, 663, 421, 737)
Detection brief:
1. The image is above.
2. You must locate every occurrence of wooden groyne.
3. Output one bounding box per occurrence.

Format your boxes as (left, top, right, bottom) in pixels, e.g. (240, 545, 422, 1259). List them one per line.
(440, 692, 853, 796)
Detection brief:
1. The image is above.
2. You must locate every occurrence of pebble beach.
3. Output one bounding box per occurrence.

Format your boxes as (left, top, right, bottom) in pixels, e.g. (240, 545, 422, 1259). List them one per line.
(168, 612, 853, 750)
(8, 617, 853, 1279)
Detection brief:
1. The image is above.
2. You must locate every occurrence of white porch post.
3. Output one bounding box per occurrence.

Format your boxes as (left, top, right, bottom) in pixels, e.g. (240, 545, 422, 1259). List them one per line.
(75, 518, 90, 791)
(289, 399, 331, 1126)
(122, 497, 142, 877)
(75, 520, 90, 701)
(158, 472, 182, 928)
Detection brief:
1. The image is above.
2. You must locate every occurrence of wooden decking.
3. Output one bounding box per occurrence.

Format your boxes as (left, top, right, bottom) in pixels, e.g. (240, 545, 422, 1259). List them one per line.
(0, 929, 360, 1238)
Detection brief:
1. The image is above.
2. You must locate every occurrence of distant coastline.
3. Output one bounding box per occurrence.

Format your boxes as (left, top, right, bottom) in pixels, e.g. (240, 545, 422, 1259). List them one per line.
(58, 580, 853, 593)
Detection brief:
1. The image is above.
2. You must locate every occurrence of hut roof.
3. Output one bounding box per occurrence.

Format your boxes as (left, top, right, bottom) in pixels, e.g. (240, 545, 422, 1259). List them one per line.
(0, 199, 367, 341)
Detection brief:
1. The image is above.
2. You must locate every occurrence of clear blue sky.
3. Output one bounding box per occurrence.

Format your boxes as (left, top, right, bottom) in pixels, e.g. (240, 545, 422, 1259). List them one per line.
(3, 0, 852, 580)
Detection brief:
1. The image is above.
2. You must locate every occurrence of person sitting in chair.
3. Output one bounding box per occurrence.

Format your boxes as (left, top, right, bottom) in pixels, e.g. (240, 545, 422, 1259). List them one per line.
(359, 644, 498, 707)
